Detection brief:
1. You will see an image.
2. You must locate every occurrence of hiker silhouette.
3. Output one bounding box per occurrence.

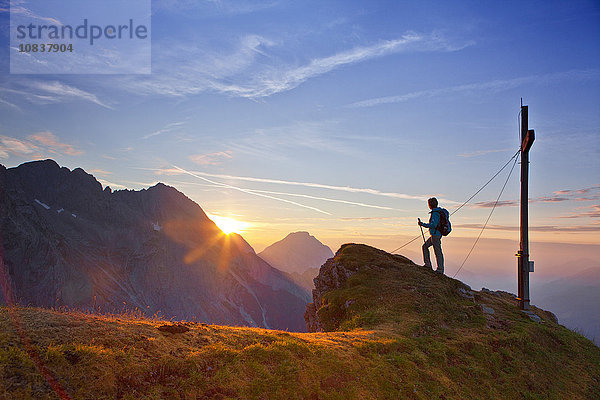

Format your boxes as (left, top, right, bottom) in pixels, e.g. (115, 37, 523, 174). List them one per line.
(418, 197, 445, 274)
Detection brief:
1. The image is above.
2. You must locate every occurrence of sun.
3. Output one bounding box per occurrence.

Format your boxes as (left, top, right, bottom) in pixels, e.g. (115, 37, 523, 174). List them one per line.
(207, 214, 250, 235)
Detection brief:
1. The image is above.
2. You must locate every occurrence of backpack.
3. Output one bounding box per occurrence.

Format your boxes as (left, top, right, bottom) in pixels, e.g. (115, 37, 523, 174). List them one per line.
(435, 208, 452, 236)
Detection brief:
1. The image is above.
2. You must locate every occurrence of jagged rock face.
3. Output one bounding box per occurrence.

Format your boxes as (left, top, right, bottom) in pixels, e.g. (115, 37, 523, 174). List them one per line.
(0, 160, 310, 331)
(311, 260, 357, 313)
(304, 247, 361, 332)
(258, 231, 334, 275)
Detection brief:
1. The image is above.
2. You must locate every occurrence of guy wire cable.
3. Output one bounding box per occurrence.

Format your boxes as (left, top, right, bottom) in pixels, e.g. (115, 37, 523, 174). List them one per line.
(389, 148, 520, 254)
(452, 151, 521, 278)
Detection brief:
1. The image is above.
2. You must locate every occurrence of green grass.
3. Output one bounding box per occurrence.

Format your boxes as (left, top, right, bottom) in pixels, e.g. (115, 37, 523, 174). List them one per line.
(1, 244, 599, 399)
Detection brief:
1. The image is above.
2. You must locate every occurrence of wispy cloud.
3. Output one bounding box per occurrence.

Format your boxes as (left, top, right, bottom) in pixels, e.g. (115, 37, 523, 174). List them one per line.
(0, 80, 112, 109)
(0, 86, 57, 105)
(0, 97, 22, 111)
(189, 151, 233, 165)
(163, 179, 397, 212)
(25, 81, 113, 109)
(143, 121, 186, 140)
(243, 188, 400, 211)
(152, 167, 431, 202)
(119, 34, 274, 97)
(118, 31, 470, 99)
(171, 165, 332, 215)
(211, 32, 471, 98)
(347, 69, 600, 108)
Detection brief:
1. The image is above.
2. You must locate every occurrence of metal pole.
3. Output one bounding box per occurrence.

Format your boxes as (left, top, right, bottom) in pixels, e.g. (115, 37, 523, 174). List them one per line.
(517, 103, 534, 310)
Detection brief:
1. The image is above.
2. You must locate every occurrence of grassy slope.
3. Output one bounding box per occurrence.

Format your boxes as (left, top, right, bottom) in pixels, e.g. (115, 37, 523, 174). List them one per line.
(1, 244, 599, 399)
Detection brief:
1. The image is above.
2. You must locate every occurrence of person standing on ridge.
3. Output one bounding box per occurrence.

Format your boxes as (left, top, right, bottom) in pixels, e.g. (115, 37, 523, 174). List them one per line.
(418, 197, 446, 274)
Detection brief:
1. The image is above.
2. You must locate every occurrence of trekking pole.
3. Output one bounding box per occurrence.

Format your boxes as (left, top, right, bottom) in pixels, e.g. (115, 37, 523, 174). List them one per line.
(418, 218, 426, 244)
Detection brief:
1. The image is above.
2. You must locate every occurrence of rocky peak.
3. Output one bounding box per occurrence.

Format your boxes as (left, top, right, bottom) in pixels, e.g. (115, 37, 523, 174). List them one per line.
(258, 231, 334, 275)
(71, 167, 103, 193)
(2, 160, 106, 220)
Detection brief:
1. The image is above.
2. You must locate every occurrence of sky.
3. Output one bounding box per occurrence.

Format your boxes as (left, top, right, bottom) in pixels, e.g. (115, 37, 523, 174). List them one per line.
(0, 0, 599, 290)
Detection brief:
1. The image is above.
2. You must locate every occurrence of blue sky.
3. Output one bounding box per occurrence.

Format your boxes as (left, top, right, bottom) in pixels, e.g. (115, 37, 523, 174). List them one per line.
(0, 0, 599, 258)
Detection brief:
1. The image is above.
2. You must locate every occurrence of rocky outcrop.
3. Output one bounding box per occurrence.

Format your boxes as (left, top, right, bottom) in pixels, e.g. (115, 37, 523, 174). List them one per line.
(311, 260, 357, 313)
(304, 243, 415, 332)
(0, 160, 310, 331)
(303, 247, 362, 332)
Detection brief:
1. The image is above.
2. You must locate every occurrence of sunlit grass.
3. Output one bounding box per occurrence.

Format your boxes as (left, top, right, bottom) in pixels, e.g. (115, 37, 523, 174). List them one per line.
(0, 244, 599, 399)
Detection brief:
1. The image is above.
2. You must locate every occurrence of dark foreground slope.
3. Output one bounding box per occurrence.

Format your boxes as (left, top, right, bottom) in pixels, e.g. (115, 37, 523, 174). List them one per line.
(0, 160, 309, 331)
(1, 244, 598, 399)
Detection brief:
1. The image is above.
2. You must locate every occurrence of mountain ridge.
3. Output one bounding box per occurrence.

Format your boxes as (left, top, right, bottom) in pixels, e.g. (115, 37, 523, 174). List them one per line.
(0, 159, 309, 331)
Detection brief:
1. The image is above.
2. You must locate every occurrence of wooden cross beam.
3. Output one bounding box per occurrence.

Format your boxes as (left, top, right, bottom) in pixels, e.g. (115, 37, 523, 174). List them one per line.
(522, 129, 535, 153)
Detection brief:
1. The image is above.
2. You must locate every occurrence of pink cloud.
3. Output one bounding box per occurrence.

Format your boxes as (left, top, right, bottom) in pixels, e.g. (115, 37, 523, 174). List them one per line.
(535, 196, 570, 203)
(28, 132, 83, 156)
(0, 132, 83, 159)
(0, 136, 38, 159)
(558, 204, 600, 219)
(553, 185, 600, 196)
(474, 200, 518, 208)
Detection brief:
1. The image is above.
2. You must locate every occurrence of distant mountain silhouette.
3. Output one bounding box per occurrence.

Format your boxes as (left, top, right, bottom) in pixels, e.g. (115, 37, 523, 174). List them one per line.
(0, 160, 310, 331)
(533, 267, 600, 346)
(258, 232, 333, 290)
